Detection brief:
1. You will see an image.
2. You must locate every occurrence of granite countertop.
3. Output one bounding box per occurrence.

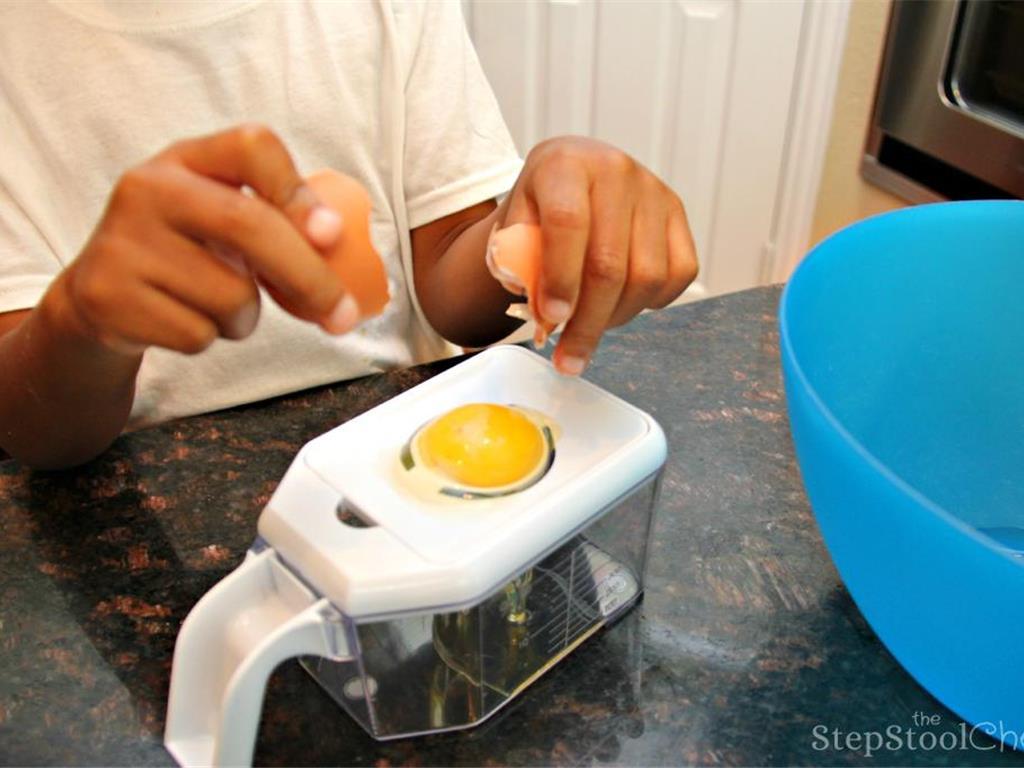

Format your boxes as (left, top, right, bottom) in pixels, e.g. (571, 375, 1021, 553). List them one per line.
(1, 285, 1021, 767)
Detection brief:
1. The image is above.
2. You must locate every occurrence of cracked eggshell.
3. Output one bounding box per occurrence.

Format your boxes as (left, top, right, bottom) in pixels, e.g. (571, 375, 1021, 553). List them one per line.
(306, 169, 390, 318)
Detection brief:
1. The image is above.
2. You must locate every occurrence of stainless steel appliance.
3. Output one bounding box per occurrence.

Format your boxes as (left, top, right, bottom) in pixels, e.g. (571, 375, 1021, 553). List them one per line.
(863, 0, 1024, 202)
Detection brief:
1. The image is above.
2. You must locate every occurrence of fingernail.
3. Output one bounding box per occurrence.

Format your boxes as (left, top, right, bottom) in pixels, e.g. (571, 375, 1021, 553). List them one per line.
(558, 355, 587, 376)
(325, 294, 360, 334)
(307, 206, 343, 247)
(543, 298, 572, 325)
(225, 300, 260, 339)
(211, 243, 251, 277)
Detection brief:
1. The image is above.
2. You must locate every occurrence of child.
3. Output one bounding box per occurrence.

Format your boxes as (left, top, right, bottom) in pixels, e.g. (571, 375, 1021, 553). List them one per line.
(0, 0, 697, 469)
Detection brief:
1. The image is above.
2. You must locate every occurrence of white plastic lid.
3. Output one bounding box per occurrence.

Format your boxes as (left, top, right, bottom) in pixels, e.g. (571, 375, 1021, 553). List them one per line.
(258, 345, 666, 619)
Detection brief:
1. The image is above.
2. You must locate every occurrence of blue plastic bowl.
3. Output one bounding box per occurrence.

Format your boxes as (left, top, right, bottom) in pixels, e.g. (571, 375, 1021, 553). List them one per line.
(780, 201, 1024, 746)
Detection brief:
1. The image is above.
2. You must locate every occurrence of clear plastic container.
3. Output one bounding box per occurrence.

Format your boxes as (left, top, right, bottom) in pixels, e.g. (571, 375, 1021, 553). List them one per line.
(304, 471, 659, 738)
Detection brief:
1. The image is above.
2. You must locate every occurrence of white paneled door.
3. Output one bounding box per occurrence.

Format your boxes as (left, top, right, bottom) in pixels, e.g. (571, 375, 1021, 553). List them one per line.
(464, 0, 848, 300)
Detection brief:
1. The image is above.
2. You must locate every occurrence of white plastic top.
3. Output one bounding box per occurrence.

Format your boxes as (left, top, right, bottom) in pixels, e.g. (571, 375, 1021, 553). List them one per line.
(258, 345, 666, 619)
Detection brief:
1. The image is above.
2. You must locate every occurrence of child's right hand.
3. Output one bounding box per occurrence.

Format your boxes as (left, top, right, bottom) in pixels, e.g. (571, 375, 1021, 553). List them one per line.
(50, 124, 359, 356)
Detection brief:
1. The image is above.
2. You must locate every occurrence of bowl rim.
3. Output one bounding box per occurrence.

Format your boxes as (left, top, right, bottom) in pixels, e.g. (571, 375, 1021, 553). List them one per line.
(779, 200, 1024, 566)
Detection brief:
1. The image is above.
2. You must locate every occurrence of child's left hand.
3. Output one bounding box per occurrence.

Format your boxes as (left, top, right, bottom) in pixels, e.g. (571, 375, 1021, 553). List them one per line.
(499, 136, 698, 375)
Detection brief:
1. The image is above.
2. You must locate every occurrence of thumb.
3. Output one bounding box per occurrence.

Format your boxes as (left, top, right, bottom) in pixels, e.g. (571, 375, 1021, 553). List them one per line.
(489, 174, 552, 341)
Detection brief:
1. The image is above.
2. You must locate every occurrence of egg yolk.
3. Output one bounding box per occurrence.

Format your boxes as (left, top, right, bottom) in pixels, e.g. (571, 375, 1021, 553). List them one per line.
(417, 404, 546, 489)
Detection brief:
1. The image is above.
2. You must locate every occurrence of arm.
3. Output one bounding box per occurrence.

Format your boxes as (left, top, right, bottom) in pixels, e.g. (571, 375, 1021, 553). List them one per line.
(412, 136, 699, 372)
(0, 282, 142, 469)
(0, 125, 359, 470)
(411, 199, 522, 349)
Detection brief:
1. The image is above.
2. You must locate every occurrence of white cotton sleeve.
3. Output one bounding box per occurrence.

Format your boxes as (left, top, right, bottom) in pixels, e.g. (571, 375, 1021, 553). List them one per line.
(0, 181, 60, 314)
(401, 1, 523, 229)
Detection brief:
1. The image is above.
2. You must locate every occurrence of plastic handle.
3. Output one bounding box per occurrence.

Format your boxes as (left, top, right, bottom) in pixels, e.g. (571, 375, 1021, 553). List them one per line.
(164, 548, 349, 767)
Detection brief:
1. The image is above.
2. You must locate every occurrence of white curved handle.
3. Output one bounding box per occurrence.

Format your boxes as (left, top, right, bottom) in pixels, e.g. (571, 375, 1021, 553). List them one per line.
(165, 548, 350, 766)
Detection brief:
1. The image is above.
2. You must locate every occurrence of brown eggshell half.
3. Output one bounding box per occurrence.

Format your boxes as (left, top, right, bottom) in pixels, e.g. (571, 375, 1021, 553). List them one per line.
(488, 222, 543, 318)
(306, 169, 390, 318)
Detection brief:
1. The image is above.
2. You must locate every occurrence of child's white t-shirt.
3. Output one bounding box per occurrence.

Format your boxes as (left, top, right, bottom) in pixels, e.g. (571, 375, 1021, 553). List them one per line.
(0, 0, 522, 427)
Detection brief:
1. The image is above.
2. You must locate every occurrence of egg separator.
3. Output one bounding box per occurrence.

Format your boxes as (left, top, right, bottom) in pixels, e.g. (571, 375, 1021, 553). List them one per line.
(164, 345, 665, 766)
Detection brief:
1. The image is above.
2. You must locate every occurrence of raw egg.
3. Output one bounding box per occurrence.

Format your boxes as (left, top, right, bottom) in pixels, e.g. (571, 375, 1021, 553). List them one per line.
(400, 403, 557, 500)
(305, 169, 390, 318)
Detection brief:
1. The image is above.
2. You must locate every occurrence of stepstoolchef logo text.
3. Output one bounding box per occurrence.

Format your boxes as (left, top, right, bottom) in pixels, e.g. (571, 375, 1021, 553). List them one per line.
(811, 712, 1020, 757)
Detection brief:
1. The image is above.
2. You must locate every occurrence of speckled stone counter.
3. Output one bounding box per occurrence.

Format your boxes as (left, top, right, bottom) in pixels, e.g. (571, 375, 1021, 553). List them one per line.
(1, 286, 1021, 767)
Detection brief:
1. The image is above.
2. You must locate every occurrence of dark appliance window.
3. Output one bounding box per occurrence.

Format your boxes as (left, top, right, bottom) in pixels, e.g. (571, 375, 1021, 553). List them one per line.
(946, 0, 1024, 136)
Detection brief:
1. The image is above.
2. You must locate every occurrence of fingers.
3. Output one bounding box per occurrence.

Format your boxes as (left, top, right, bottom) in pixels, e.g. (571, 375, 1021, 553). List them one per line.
(654, 203, 699, 308)
(608, 187, 671, 328)
(108, 287, 220, 356)
(149, 164, 350, 330)
(530, 155, 591, 328)
(142, 231, 262, 340)
(164, 124, 342, 249)
(68, 254, 220, 356)
(68, 124, 366, 358)
(553, 175, 633, 374)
